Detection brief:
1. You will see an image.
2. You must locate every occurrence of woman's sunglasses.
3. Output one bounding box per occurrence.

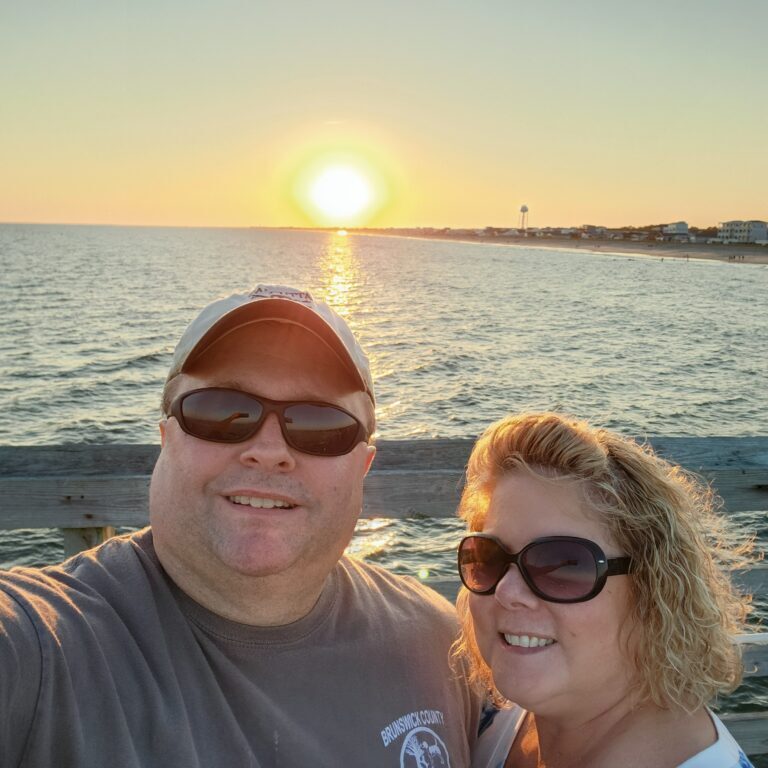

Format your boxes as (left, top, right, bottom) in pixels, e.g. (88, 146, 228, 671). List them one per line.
(170, 388, 369, 457)
(458, 533, 631, 603)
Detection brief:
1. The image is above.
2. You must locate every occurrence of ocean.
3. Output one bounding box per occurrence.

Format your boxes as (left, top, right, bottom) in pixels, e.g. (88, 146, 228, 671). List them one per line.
(1, 223, 766, 726)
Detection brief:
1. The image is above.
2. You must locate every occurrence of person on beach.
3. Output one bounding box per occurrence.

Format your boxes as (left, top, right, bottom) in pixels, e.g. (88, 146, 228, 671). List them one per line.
(455, 413, 753, 768)
(0, 284, 479, 767)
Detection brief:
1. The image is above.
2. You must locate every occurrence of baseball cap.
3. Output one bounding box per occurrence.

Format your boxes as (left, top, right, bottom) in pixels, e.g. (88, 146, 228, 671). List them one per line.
(168, 284, 374, 402)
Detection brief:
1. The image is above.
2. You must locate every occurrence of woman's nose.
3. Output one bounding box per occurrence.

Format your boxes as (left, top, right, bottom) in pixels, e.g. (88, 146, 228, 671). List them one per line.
(493, 563, 540, 609)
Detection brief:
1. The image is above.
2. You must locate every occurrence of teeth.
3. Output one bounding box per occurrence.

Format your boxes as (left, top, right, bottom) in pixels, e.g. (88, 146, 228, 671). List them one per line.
(503, 634, 555, 648)
(229, 495, 295, 509)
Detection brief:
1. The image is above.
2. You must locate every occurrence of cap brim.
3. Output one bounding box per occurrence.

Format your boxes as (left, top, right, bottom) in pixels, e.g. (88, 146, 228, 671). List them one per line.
(182, 298, 368, 393)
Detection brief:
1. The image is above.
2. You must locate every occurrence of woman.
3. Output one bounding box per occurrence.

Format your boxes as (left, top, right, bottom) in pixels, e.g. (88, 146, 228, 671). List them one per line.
(455, 413, 753, 768)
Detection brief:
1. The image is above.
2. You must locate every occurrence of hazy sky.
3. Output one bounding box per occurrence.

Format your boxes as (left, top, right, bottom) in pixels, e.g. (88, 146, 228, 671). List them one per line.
(2, 0, 766, 228)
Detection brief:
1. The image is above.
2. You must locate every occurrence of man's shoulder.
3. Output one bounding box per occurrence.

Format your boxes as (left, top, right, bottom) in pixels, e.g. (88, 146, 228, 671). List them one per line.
(2, 527, 152, 584)
(59, 526, 155, 574)
(0, 527, 159, 625)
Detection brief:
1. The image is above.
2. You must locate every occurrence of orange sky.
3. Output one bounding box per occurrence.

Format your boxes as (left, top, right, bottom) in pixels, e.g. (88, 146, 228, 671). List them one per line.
(2, 2, 767, 229)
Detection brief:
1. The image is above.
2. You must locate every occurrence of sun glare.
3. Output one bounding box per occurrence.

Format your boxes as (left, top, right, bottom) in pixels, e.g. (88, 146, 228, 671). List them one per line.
(310, 166, 372, 220)
(288, 143, 393, 227)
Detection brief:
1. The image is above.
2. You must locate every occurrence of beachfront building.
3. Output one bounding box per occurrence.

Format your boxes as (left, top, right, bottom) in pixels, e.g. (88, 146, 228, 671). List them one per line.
(660, 221, 690, 243)
(718, 220, 768, 243)
(663, 222, 689, 236)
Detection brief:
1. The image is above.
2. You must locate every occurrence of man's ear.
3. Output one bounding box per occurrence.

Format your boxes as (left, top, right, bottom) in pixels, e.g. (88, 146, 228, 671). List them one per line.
(159, 419, 168, 448)
(362, 444, 376, 476)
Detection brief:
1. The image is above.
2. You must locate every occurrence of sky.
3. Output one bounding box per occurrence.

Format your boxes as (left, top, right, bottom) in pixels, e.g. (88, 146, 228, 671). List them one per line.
(2, 0, 767, 229)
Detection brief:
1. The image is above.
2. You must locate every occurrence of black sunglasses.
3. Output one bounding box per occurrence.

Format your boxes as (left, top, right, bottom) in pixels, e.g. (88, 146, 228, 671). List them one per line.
(170, 388, 369, 457)
(458, 533, 631, 604)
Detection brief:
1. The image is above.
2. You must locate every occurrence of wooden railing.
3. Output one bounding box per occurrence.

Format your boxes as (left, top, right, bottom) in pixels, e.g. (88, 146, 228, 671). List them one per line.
(1, 437, 767, 757)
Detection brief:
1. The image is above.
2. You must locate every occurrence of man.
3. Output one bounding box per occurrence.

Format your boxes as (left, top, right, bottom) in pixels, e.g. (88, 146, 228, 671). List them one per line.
(0, 284, 479, 767)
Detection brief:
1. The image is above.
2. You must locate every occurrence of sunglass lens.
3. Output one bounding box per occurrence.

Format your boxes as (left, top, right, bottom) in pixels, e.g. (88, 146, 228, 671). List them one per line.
(180, 390, 262, 442)
(283, 404, 361, 455)
(522, 540, 598, 600)
(459, 537, 509, 594)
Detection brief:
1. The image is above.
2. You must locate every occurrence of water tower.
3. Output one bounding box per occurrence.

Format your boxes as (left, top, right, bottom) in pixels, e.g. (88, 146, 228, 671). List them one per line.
(519, 205, 529, 233)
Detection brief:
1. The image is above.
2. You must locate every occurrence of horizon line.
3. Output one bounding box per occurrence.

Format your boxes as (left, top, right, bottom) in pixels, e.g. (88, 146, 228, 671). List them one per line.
(0, 220, 748, 231)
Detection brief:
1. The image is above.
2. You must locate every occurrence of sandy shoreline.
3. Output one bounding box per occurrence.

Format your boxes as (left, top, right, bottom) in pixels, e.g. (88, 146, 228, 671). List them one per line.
(346, 230, 768, 265)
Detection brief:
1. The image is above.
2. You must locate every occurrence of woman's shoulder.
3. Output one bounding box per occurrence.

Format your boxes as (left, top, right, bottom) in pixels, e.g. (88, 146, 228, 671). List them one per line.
(471, 703, 527, 768)
(675, 710, 754, 768)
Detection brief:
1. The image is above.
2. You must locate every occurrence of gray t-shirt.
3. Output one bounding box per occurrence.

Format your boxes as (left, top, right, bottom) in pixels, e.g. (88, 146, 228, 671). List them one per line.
(0, 528, 479, 768)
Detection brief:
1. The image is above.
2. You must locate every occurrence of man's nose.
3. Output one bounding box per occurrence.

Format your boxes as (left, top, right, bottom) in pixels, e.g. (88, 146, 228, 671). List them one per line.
(238, 413, 296, 471)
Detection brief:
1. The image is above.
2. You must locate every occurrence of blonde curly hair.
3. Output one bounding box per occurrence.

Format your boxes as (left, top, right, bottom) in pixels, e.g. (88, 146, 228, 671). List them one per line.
(454, 412, 751, 712)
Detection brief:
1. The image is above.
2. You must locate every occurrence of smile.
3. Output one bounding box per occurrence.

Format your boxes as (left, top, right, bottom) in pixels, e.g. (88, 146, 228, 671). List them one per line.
(227, 495, 297, 510)
(503, 633, 556, 648)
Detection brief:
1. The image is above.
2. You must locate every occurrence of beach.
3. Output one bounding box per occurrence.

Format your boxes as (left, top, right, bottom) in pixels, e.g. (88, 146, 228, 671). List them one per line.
(493, 235, 768, 264)
(348, 229, 768, 265)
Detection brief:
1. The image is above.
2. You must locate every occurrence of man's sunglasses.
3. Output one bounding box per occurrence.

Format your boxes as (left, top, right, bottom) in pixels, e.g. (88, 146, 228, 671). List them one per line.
(170, 388, 369, 457)
(458, 533, 631, 604)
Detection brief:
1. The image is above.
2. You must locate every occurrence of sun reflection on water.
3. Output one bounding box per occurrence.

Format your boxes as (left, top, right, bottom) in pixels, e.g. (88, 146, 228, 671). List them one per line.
(316, 230, 362, 321)
(314, 232, 385, 433)
(347, 518, 396, 561)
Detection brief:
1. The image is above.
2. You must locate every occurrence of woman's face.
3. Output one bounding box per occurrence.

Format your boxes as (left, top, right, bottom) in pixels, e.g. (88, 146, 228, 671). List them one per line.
(468, 470, 635, 717)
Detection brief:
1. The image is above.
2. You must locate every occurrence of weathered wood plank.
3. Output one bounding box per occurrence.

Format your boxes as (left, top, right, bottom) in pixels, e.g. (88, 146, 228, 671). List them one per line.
(738, 566, 768, 594)
(2, 436, 767, 474)
(362, 470, 464, 517)
(1, 439, 766, 519)
(720, 712, 768, 755)
(699, 468, 768, 512)
(2, 464, 766, 529)
(0, 445, 161, 477)
(0, 477, 152, 528)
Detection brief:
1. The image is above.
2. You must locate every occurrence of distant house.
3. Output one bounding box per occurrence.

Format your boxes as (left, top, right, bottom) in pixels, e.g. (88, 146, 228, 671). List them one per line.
(605, 229, 650, 241)
(718, 220, 768, 243)
(660, 221, 690, 242)
(663, 222, 689, 236)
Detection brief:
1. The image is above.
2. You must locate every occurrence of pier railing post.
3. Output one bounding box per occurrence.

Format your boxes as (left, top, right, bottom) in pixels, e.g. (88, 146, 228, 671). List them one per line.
(62, 527, 116, 558)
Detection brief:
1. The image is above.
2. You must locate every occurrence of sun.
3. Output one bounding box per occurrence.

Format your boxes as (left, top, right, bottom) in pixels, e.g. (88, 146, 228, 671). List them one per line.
(289, 147, 390, 227)
(310, 166, 373, 220)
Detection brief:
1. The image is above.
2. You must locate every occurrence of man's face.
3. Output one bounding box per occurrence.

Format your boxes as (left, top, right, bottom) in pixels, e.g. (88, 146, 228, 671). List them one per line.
(149, 321, 375, 605)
